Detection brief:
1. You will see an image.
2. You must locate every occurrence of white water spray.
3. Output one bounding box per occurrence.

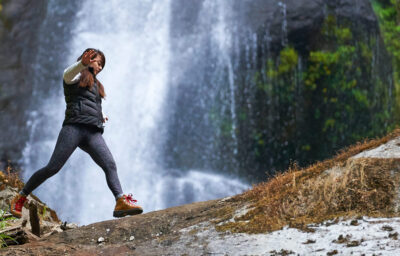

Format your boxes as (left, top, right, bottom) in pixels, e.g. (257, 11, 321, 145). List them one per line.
(208, 1, 239, 156)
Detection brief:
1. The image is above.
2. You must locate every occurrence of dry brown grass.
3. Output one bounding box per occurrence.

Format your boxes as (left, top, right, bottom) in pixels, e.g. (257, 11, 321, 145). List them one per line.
(0, 161, 24, 191)
(217, 128, 400, 234)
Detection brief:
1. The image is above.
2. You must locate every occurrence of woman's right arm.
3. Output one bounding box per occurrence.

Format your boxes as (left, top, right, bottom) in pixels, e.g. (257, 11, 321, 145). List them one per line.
(63, 60, 88, 84)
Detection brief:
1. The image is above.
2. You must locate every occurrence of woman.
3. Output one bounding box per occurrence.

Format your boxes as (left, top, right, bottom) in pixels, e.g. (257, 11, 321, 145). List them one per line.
(10, 48, 143, 219)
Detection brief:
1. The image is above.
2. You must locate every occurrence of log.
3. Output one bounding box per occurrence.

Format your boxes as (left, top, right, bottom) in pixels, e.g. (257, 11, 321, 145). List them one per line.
(29, 202, 40, 237)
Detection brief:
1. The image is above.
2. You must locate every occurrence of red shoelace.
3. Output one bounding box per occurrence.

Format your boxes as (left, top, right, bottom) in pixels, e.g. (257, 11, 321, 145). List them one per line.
(14, 196, 27, 212)
(125, 194, 138, 205)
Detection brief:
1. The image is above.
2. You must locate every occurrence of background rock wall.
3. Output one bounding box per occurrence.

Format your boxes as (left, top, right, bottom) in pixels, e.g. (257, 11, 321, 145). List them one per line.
(0, 0, 47, 170)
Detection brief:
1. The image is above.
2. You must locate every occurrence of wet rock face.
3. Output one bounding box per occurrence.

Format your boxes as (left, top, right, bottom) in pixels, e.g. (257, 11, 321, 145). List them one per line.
(238, 0, 391, 180)
(0, 0, 47, 165)
(170, 0, 378, 59)
(238, 0, 378, 52)
(233, 0, 325, 52)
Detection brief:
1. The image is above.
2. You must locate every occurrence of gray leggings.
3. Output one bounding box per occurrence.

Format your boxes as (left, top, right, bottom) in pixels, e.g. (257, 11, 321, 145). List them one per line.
(22, 123, 123, 199)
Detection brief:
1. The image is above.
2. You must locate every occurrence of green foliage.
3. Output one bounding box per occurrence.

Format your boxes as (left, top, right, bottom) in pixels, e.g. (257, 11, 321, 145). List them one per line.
(41, 205, 47, 220)
(0, 209, 18, 248)
(321, 14, 353, 44)
(209, 105, 234, 138)
(304, 15, 393, 145)
(372, 0, 400, 122)
(0, 209, 16, 230)
(251, 12, 394, 173)
(253, 45, 302, 165)
(277, 47, 299, 74)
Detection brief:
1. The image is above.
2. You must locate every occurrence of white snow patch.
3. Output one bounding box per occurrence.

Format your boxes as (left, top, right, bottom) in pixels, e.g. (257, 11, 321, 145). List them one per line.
(352, 137, 400, 159)
(179, 216, 400, 255)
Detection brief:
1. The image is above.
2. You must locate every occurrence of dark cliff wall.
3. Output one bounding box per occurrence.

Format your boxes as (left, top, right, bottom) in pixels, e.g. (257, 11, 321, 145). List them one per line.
(0, 0, 47, 170)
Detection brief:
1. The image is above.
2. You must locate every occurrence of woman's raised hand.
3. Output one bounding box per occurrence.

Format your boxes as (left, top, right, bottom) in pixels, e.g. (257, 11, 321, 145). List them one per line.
(81, 49, 97, 66)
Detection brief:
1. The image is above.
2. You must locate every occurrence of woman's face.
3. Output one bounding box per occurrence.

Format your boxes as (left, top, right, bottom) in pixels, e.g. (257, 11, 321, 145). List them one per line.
(89, 54, 103, 75)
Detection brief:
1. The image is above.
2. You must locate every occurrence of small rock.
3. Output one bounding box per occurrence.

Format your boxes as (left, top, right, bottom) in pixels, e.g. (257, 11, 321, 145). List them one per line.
(97, 237, 105, 243)
(60, 222, 78, 231)
(333, 234, 351, 244)
(389, 232, 398, 240)
(106, 228, 110, 233)
(350, 220, 358, 226)
(381, 225, 394, 231)
(347, 239, 362, 247)
(129, 236, 135, 241)
(269, 249, 295, 255)
(302, 239, 316, 244)
(327, 250, 338, 255)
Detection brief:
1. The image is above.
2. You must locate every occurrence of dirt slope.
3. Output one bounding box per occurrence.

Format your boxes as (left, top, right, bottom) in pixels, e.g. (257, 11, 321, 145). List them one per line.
(1, 196, 247, 255)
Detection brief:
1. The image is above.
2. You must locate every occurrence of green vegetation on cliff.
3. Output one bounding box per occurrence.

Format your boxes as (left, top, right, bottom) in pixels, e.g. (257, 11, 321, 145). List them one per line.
(372, 0, 400, 121)
(247, 9, 395, 179)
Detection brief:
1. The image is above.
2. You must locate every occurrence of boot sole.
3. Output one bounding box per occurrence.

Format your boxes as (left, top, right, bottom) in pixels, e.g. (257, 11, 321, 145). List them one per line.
(113, 208, 143, 218)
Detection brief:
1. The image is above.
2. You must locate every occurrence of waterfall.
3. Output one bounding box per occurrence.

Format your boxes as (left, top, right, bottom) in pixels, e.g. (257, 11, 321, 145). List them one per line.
(278, 1, 288, 47)
(212, 1, 239, 156)
(21, 0, 248, 225)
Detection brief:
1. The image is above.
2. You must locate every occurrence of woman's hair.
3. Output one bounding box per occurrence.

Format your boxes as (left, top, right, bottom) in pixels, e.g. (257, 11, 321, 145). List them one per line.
(76, 48, 106, 99)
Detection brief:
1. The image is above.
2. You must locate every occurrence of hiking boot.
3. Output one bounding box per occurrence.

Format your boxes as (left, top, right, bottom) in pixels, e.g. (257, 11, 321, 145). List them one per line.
(10, 193, 28, 218)
(113, 194, 143, 218)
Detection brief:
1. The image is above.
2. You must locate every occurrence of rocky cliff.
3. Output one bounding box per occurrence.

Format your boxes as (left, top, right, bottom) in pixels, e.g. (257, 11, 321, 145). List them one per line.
(2, 129, 400, 255)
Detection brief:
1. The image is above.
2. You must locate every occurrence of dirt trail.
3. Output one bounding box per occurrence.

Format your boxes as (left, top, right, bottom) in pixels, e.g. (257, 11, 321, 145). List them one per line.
(1, 196, 245, 255)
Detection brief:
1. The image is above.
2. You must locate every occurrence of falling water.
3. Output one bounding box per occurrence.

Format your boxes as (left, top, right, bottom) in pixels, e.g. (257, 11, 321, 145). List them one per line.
(213, 2, 239, 156)
(278, 1, 288, 47)
(21, 0, 248, 224)
(165, 0, 247, 175)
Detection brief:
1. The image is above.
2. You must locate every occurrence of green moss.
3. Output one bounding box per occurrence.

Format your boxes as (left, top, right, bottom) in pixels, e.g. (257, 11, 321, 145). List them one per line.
(278, 47, 298, 74)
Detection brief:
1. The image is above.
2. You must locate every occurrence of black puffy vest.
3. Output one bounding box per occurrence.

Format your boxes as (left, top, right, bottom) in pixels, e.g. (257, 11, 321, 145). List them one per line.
(62, 79, 104, 134)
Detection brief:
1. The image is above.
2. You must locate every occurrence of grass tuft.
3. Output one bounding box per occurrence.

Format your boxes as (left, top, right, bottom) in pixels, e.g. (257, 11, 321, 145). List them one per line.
(0, 162, 24, 191)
